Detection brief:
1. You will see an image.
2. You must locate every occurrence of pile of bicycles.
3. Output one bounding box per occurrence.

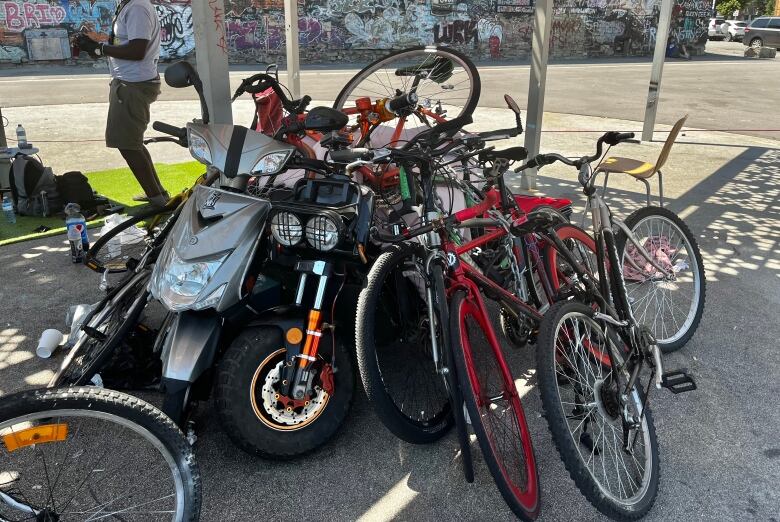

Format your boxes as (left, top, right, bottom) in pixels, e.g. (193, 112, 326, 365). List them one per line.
(0, 45, 704, 521)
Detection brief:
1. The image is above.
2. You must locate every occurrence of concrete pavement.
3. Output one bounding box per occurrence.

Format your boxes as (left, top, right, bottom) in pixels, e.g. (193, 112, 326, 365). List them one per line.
(0, 101, 778, 519)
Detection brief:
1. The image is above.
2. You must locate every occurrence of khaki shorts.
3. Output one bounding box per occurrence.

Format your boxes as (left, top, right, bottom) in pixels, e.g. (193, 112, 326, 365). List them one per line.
(105, 79, 161, 150)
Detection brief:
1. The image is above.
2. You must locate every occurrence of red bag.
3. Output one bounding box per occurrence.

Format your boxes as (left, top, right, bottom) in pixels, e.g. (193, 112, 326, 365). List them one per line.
(252, 87, 283, 136)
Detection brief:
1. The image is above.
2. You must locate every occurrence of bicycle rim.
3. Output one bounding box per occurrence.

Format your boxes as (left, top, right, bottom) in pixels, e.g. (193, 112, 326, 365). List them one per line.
(454, 293, 539, 517)
(0, 410, 185, 520)
(334, 47, 480, 146)
(551, 310, 653, 506)
(622, 214, 701, 345)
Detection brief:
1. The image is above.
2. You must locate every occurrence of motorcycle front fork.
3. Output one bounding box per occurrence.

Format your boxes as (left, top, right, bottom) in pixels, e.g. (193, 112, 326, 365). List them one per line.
(280, 260, 332, 400)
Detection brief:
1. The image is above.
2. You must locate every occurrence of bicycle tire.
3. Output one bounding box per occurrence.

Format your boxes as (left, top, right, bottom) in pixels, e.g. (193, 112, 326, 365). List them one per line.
(450, 289, 540, 520)
(85, 205, 169, 274)
(355, 245, 453, 444)
(49, 269, 151, 387)
(333, 46, 481, 144)
(615, 206, 706, 352)
(536, 300, 660, 520)
(0, 386, 201, 521)
(545, 223, 599, 294)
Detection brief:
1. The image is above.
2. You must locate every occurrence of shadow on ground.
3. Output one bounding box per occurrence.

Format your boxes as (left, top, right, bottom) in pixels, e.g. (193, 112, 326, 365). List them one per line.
(0, 144, 778, 520)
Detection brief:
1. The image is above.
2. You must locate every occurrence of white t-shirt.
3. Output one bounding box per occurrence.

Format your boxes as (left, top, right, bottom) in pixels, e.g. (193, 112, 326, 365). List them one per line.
(108, 0, 161, 82)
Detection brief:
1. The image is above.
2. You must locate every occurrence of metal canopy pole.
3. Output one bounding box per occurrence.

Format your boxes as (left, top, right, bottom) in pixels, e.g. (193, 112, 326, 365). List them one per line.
(284, 0, 301, 99)
(522, 0, 553, 191)
(642, 0, 674, 142)
(191, 0, 232, 124)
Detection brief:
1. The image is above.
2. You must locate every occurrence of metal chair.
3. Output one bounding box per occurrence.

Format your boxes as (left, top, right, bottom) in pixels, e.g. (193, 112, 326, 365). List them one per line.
(595, 115, 688, 207)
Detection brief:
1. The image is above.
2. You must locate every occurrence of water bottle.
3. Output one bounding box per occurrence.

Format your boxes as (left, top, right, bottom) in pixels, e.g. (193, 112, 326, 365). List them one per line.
(16, 124, 27, 148)
(2, 195, 15, 224)
(67, 223, 83, 263)
(65, 203, 90, 254)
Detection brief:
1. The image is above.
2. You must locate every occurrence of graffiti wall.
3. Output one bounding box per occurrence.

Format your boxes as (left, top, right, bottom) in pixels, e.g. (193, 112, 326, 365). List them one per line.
(0, 0, 709, 63)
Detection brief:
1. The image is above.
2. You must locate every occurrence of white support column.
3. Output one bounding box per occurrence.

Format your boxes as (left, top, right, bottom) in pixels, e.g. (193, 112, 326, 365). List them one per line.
(191, 0, 232, 124)
(522, 0, 553, 191)
(642, 0, 674, 142)
(284, 0, 301, 99)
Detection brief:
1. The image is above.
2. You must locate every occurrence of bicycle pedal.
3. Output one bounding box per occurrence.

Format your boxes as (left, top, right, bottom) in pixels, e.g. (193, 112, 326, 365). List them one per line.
(661, 369, 697, 394)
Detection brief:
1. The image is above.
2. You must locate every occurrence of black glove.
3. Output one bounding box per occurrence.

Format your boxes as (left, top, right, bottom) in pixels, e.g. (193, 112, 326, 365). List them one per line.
(75, 33, 102, 59)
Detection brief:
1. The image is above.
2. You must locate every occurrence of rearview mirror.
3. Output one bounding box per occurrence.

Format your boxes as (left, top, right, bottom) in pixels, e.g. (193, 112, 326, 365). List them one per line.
(504, 94, 521, 115)
(164, 61, 199, 89)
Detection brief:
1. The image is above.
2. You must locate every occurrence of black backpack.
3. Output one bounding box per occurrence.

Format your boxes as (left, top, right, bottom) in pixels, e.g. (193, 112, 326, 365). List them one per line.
(10, 155, 63, 216)
(57, 171, 99, 212)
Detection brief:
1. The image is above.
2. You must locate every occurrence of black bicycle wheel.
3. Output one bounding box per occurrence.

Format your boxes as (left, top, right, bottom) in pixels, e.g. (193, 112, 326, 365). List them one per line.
(0, 387, 200, 521)
(49, 269, 151, 387)
(85, 206, 165, 273)
(334, 46, 481, 146)
(355, 245, 453, 444)
(616, 206, 706, 352)
(537, 300, 660, 520)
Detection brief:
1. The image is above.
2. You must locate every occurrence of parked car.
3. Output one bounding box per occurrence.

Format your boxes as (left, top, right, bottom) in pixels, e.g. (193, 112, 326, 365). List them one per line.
(743, 16, 780, 49)
(708, 17, 726, 39)
(721, 20, 747, 41)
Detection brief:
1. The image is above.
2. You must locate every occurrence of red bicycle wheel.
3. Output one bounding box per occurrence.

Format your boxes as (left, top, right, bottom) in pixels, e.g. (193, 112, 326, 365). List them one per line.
(545, 223, 599, 293)
(450, 289, 540, 520)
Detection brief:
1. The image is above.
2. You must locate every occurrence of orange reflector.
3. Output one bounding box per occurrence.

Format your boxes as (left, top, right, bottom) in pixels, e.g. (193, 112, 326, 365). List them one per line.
(286, 327, 303, 345)
(3, 424, 68, 452)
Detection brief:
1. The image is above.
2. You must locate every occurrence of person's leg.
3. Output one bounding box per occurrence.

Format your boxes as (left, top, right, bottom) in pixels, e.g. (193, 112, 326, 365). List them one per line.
(106, 80, 167, 206)
(119, 148, 168, 207)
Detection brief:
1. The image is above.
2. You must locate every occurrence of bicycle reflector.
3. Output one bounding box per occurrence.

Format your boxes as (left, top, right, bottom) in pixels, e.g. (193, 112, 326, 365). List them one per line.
(2, 423, 68, 452)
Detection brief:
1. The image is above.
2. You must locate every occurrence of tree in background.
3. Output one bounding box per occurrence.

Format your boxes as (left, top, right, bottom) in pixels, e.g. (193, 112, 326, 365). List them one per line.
(716, 0, 742, 17)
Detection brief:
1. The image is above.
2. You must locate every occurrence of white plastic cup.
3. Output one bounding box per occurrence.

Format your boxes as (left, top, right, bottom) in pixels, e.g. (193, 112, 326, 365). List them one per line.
(37, 329, 65, 359)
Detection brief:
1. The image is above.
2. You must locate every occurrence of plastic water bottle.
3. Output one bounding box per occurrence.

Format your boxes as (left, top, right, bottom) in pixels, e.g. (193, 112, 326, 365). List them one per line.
(65, 203, 89, 254)
(2, 195, 15, 224)
(16, 124, 27, 148)
(67, 223, 83, 263)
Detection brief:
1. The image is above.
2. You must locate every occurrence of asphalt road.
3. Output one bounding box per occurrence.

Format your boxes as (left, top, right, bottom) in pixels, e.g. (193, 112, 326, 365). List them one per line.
(1, 41, 778, 140)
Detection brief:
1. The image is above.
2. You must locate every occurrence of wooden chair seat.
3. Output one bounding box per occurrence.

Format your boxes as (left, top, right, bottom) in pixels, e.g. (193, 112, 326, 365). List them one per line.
(598, 157, 656, 179)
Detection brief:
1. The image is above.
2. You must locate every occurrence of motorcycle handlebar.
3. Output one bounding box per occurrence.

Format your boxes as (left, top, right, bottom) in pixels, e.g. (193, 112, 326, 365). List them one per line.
(152, 121, 187, 140)
(329, 148, 371, 163)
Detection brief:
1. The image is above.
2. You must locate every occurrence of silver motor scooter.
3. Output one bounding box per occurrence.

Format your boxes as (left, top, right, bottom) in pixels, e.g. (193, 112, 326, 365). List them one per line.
(148, 62, 349, 428)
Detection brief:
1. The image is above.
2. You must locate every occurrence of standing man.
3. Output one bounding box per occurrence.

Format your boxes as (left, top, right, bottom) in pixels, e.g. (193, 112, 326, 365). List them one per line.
(76, 0, 169, 208)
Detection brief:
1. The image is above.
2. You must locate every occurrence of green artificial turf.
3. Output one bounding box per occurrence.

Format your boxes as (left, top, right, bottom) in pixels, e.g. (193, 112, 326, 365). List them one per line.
(0, 161, 203, 246)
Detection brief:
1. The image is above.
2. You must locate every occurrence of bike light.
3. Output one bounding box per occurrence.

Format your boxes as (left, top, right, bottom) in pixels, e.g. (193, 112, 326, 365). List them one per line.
(153, 248, 227, 311)
(305, 215, 340, 251)
(188, 131, 212, 165)
(270, 211, 303, 246)
(252, 151, 291, 175)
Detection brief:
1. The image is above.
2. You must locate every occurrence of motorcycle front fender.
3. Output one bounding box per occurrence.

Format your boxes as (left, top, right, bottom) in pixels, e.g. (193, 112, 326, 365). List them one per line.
(161, 311, 221, 383)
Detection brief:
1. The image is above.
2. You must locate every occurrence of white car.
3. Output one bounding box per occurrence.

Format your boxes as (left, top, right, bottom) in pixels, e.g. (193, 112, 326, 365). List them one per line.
(721, 20, 747, 42)
(708, 17, 726, 39)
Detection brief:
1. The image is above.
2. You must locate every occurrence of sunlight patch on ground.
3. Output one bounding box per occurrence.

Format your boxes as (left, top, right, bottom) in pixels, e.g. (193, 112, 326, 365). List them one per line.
(357, 473, 419, 522)
(24, 369, 54, 387)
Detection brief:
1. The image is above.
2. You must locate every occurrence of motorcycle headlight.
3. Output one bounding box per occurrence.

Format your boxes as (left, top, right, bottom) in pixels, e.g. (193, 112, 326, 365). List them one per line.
(189, 132, 212, 165)
(252, 151, 291, 175)
(154, 248, 227, 311)
(305, 215, 340, 251)
(270, 212, 303, 246)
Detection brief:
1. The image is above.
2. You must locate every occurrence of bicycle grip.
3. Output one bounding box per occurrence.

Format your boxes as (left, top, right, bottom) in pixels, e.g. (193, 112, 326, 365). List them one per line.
(454, 189, 499, 222)
(604, 131, 635, 146)
(329, 148, 371, 163)
(153, 121, 186, 140)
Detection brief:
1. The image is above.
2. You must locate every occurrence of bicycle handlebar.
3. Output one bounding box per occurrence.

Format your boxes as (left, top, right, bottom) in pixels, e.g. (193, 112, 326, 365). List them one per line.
(232, 73, 311, 114)
(513, 131, 635, 174)
(373, 189, 500, 243)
